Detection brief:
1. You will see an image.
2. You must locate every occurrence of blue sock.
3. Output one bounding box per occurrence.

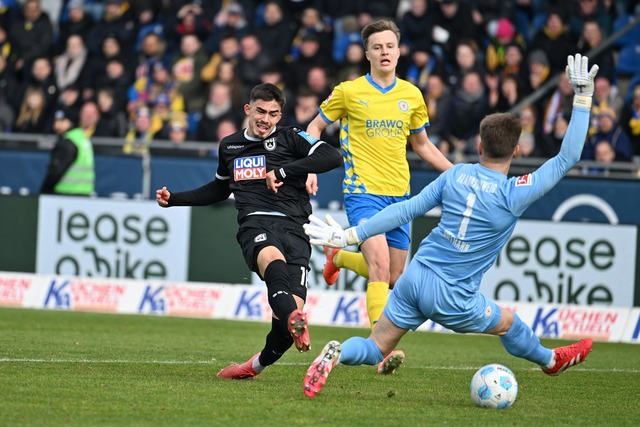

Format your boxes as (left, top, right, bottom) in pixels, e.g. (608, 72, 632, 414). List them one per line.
(500, 313, 552, 365)
(339, 337, 384, 366)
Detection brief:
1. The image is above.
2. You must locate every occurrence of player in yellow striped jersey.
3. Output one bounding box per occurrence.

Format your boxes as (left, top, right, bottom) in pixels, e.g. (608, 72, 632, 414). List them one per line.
(306, 19, 453, 349)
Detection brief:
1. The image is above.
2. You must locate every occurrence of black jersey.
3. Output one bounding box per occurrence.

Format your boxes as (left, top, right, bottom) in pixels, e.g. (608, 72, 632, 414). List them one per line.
(217, 126, 322, 225)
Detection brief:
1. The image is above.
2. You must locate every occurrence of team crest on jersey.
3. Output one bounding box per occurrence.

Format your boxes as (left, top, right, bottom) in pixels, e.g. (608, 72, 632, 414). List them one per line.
(254, 233, 267, 243)
(234, 155, 266, 181)
(515, 174, 532, 186)
(264, 138, 276, 151)
(398, 100, 409, 113)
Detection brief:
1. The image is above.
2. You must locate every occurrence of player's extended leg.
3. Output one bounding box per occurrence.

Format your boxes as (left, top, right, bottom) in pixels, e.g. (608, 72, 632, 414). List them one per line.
(322, 247, 369, 285)
(487, 307, 592, 375)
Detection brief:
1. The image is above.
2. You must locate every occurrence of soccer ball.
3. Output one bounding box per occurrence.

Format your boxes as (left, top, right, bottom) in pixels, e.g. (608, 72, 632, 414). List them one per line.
(470, 364, 518, 409)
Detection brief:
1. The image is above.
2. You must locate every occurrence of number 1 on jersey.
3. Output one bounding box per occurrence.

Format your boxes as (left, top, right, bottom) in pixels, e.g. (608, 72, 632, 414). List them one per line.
(458, 193, 477, 239)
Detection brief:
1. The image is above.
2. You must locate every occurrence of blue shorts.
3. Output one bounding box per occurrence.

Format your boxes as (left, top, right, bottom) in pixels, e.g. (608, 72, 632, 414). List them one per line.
(384, 258, 502, 333)
(344, 193, 410, 251)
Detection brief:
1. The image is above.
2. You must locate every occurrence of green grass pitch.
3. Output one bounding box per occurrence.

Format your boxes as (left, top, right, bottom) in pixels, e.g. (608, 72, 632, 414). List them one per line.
(1, 307, 639, 426)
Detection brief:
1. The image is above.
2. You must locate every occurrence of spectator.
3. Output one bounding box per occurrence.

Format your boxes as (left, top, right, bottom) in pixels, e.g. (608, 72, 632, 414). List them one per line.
(289, 6, 331, 62)
(541, 72, 574, 135)
(423, 73, 452, 143)
(485, 17, 527, 75)
(255, 1, 295, 67)
(490, 74, 522, 114)
(528, 10, 576, 75)
(196, 81, 237, 142)
(304, 65, 331, 101)
(470, 0, 515, 31)
(592, 76, 624, 121)
(215, 60, 244, 113)
(523, 49, 552, 114)
(500, 41, 526, 81)
(429, 0, 478, 66)
(517, 104, 541, 157)
(285, 33, 330, 93)
(56, 0, 94, 56)
(539, 112, 569, 158)
(331, 14, 362, 64)
(0, 53, 17, 116)
(85, 0, 135, 56)
(9, 0, 53, 78)
(13, 86, 50, 134)
(335, 42, 368, 85)
(54, 34, 89, 91)
(594, 140, 616, 163)
(40, 108, 94, 196)
(166, 0, 211, 47)
(569, 0, 612, 38)
(205, 2, 249, 55)
(576, 19, 615, 82)
(128, 60, 184, 116)
(134, 31, 167, 81)
(84, 34, 132, 104)
(123, 106, 155, 153)
(285, 88, 318, 130)
(13, 57, 58, 120)
(447, 70, 489, 154)
(236, 33, 273, 101)
(92, 58, 131, 113)
(78, 100, 100, 138)
(404, 41, 442, 92)
(583, 106, 633, 161)
(215, 116, 238, 141)
(620, 85, 640, 157)
(171, 34, 208, 114)
(54, 83, 83, 127)
(398, 0, 433, 62)
(94, 87, 127, 137)
(446, 39, 485, 89)
(201, 34, 240, 84)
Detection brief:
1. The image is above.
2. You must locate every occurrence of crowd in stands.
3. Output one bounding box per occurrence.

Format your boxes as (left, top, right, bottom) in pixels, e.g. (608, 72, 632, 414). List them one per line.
(0, 0, 639, 164)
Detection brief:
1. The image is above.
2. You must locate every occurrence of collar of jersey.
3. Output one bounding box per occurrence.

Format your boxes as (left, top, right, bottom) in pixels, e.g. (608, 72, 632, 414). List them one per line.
(244, 127, 277, 141)
(365, 73, 397, 94)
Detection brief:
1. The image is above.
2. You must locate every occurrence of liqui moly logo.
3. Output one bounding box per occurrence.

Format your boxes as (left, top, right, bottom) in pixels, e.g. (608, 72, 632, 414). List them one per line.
(234, 156, 266, 181)
(0, 276, 31, 306)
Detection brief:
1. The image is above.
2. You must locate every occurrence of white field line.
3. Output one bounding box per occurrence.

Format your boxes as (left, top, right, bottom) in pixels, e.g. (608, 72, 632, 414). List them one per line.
(0, 358, 639, 374)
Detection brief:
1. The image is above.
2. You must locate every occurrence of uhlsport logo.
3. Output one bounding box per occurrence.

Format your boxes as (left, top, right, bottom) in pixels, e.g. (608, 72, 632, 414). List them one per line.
(234, 155, 266, 181)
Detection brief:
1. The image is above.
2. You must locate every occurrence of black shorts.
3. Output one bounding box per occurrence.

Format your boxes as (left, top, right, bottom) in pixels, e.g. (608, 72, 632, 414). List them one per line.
(236, 214, 311, 276)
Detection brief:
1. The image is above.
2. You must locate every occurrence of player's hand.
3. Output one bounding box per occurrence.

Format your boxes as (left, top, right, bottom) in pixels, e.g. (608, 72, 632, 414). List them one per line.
(266, 170, 283, 193)
(156, 186, 170, 207)
(306, 173, 318, 195)
(566, 54, 599, 97)
(303, 214, 359, 247)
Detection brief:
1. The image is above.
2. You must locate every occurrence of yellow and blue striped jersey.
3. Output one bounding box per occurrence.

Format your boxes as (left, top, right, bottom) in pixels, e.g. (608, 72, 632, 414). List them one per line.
(319, 74, 429, 196)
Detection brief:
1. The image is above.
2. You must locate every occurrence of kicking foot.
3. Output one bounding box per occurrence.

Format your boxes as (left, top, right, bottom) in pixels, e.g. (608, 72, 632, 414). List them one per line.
(303, 340, 341, 398)
(542, 338, 593, 376)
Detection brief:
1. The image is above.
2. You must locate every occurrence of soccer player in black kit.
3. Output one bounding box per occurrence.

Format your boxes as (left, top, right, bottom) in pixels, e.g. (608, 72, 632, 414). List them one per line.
(156, 83, 341, 379)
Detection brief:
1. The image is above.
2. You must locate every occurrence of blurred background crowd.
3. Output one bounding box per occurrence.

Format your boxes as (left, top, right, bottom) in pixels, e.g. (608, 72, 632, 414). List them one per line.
(0, 0, 639, 164)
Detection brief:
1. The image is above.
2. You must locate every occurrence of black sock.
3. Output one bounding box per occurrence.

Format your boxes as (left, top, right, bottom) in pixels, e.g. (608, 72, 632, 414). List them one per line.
(258, 317, 293, 366)
(264, 259, 297, 321)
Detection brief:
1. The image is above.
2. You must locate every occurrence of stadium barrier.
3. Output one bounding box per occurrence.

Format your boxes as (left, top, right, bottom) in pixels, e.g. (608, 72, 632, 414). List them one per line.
(0, 270, 638, 345)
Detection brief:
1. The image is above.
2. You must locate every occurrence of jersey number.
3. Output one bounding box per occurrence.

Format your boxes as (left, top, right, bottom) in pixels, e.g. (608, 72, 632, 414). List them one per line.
(458, 193, 477, 239)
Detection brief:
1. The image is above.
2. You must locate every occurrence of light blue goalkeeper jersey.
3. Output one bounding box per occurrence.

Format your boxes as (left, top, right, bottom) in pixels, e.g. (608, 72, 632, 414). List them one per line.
(355, 107, 591, 293)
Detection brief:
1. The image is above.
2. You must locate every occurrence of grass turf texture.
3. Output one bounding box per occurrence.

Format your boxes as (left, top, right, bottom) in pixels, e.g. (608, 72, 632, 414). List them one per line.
(1, 308, 639, 426)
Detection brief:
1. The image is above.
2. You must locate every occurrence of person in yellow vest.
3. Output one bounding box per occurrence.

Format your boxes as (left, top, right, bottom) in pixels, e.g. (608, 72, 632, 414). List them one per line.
(40, 109, 95, 196)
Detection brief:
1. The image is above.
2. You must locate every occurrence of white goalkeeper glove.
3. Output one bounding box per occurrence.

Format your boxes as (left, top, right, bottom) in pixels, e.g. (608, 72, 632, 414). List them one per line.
(303, 214, 360, 248)
(566, 53, 599, 109)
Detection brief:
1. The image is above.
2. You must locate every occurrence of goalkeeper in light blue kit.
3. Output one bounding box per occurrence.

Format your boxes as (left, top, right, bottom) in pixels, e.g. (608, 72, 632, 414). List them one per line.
(302, 54, 598, 398)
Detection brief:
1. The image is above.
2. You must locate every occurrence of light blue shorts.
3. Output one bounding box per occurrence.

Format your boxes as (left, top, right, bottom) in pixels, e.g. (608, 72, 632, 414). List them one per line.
(384, 258, 502, 333)
(344, 193, 410, 251)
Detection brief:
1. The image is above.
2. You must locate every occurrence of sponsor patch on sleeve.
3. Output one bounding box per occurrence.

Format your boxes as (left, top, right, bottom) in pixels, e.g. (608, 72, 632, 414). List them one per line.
(296, 129, 318, 144)
(515, 174, 532, 187)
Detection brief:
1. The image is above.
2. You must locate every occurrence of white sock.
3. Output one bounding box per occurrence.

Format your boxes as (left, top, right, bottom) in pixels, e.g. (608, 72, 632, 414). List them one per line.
(252, 354, 266, 373)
